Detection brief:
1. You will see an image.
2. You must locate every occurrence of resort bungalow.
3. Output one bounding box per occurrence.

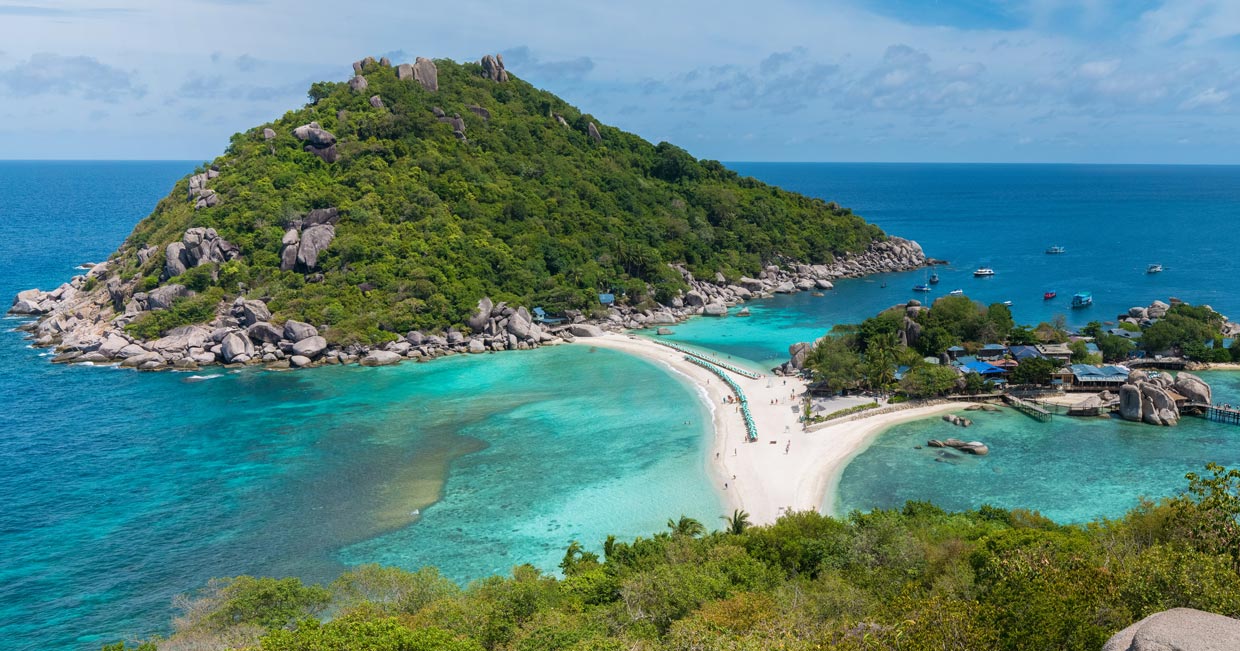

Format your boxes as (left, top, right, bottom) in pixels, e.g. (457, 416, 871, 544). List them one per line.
(977, 344, 1009, 361)
(532, 307, 565, 325)
(1009, 345, 1044, 361)
(945, 345, 966, 361)
(962, 360, 1008, 379)
(1051, 367, 1075, 387)
(1036, 343, 1074, 363)
(1069, 364, 1131, 388)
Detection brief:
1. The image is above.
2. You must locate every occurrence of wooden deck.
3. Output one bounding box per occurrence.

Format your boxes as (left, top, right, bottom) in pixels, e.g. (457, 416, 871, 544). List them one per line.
(1204, 404, 1240, 425)
(1002, 394, 1053, 422)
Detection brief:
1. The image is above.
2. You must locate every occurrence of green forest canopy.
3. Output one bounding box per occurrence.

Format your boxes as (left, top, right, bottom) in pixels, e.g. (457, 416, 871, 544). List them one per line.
(116, 57, 885, 344)
(104, 463, 1240, 651)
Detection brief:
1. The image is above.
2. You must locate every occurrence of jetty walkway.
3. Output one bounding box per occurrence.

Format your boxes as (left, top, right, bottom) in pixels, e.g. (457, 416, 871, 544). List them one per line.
(682, 355, 759, 441)
(653, 339, 761, 379)
(1002, 395, 1053, 422)
(1204, 404, 1240, 425)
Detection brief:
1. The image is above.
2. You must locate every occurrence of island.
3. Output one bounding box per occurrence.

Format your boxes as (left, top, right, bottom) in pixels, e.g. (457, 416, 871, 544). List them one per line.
(8, 53, 927, 372)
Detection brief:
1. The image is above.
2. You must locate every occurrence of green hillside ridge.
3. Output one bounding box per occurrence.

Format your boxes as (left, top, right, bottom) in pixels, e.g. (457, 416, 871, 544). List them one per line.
(110, 55, 885, 344)
(102, 464, 1240, 651)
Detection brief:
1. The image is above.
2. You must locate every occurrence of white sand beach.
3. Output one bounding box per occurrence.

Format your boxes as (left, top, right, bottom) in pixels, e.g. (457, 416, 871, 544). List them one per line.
(585, 333, 970, 524)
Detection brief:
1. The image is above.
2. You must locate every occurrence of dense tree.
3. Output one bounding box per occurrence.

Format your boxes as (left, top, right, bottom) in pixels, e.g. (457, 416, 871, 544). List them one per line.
(106, 465, 1240, 651)
(115, 58, 887, 343)
(899, 364, 959, 397)
(1010, 357, 1057, 385)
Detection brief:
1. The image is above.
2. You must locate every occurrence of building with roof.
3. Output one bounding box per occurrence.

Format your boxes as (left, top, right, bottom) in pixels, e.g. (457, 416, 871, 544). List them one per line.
(977, 344, 1009, 360)
(1037, 343, 1073, 363)
(946, 345, 966, 361)
(1009, 345, 1044, 361)
(1069, 364, 1130, 387)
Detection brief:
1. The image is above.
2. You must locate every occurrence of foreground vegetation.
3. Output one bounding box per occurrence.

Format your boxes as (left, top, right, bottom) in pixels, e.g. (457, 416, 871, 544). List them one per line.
(118, 57, 885, 344)
(104, 464, 1240, 651)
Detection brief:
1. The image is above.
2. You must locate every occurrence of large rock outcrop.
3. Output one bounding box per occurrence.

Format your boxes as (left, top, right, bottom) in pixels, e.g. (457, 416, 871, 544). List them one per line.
(480, 54, 508, 82)
(1173, 372, 1212, 405)
(396, 57, 439, 92)
(292, 121, 338, 163)
(279, 208, 339, 273)
(163, 228, 241, 280)
(1103, 608, 1240, 651)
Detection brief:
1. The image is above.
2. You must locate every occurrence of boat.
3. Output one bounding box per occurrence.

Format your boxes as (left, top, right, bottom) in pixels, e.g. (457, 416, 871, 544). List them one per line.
(1046, 245, 1066, 254)
(1002, 300, 1013, 307)
(973, 268, 995, 277)
(928, 272, 940, 284)
(1043, 291, 1056, 300)
(1147, 263, 1163, 274)
(912, 284, 932, 293)
(949, 289, 964, 296)
(1071, 291, 1093, 308)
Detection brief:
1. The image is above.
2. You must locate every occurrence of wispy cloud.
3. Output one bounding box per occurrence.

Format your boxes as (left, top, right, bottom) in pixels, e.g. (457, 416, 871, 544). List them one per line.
(501, 46, 595, 82)
(0, 53, 145, 102)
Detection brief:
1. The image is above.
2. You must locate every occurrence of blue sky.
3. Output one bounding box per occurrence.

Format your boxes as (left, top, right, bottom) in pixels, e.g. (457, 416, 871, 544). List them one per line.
(1, 0, 1238, 163)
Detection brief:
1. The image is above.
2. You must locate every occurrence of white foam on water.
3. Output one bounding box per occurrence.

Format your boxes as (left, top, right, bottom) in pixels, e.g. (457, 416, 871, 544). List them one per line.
(185, 374, 222, 382)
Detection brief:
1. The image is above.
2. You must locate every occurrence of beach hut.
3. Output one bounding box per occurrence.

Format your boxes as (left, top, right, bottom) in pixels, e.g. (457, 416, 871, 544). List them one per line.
(946, 345, 966, 361)
(532, 307, 565, 325)
(1069, 364, 1129, 388)
(977, 344, 1009, 360)
(962, 360, 1007, 377)
(1009, 345, 1044, 361)
(1036, 343, 1073, 363)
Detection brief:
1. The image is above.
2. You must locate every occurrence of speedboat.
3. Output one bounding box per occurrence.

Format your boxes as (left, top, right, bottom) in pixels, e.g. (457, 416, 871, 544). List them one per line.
(1044, 291, 1056, 300)
(1071, 291, 1093, 308)
(973, 268, 995, 277)
(928, 273, 940, 284)
(1046, 245, 1066, 254)
(1002, 300, 1013, 307)
(912, 284, 932, 293)
(949, 289, 964, 296)
(1147, 263, 1163, 274)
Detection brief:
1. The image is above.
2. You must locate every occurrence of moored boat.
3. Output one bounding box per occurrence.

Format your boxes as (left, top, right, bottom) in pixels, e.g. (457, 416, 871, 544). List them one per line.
(973, 268, 995, 277)
(1071, 291, 1093, 308)
(1147, 263, 1163, 274)
(928, 272, 940, 284)
(912, 284, 932, 293)
(1043, 291, 1056, 300)
(1046, 245, 1066, 254)
(949, 289, 964, 296)
(1002, 300, 1013, 307)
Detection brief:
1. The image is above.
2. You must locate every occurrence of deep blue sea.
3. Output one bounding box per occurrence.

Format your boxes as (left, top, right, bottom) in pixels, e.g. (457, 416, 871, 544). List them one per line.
(1, 161, 1238, 650)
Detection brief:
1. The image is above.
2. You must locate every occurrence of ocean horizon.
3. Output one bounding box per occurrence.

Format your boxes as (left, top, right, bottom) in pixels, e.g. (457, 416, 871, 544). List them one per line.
(2, 160, 1239, 649)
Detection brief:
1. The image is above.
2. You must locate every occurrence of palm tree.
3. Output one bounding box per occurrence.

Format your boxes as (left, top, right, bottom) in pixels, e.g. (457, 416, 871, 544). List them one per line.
(666, 515, 705, 538)
(720, 509, 751, 535)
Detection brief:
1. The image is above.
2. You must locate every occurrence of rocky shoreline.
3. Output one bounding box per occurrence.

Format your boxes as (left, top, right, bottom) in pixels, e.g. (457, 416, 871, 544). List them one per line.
(8, 237, 930, 372)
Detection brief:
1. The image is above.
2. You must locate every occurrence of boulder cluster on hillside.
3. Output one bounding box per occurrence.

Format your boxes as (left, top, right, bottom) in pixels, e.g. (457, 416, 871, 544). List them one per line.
(9, 234, 928, 372)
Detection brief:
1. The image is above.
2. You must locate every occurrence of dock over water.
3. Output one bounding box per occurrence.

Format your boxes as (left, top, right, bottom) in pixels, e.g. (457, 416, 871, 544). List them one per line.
(1204, 405, 1240, 425)
(1003, 395, 1053, 422)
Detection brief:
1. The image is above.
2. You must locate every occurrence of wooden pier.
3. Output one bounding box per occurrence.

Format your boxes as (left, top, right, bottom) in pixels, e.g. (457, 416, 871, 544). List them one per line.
(1205, 405, 1240, 425)
(1003, 395, 1053, 422)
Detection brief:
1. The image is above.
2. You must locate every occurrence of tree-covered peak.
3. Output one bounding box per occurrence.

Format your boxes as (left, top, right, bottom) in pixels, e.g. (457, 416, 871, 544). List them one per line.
(110, 54, 885, 343)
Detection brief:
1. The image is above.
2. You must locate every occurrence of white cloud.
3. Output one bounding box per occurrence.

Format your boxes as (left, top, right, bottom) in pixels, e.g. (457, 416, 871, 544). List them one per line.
(1179, 86, 1230, 110)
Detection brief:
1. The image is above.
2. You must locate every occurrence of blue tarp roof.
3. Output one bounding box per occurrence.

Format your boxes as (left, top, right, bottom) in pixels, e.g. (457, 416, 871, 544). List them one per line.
(982, 343, 1008, 350)
(894, 365, 911, 381)
(1009, 345, 1043, 360)
(1086, 342, 1100, 353)
(947, 346, 965, 352)
(1071, 364, 1128, 381)
(598, 293, 615, 305)
(963, 360, 1006, 375)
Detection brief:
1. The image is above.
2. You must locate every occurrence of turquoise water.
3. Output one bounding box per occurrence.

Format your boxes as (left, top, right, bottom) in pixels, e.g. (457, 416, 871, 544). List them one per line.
(835, 371, 1240, 521)
(4, 161, 1240, 649)
(658, 163, 1240, 365)
(0, 163, 719, 650)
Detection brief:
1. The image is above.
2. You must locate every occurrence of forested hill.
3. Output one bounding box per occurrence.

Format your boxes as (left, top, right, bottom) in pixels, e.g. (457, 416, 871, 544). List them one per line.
(103, 53, 884, 343)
